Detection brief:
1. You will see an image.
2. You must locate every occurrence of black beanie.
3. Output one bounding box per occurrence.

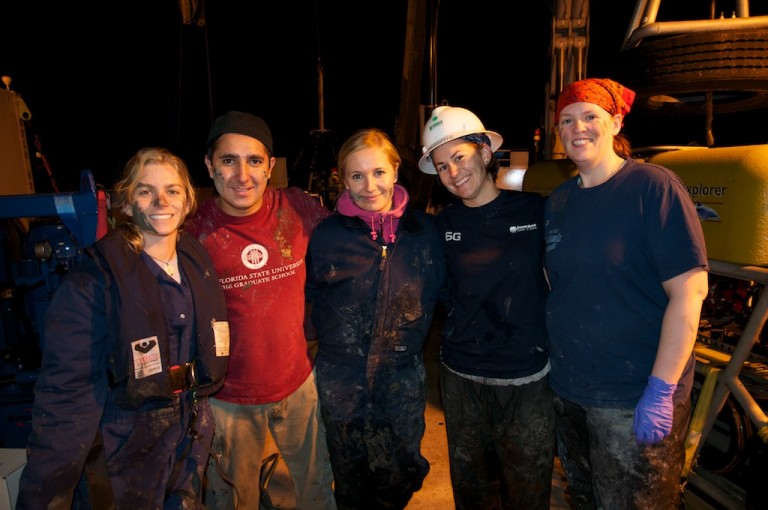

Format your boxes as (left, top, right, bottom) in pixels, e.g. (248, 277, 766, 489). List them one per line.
(207, 111, 273, 154)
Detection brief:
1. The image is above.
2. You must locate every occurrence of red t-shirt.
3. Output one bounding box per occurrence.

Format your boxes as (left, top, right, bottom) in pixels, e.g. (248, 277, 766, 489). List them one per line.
(185, 187, 331, 404)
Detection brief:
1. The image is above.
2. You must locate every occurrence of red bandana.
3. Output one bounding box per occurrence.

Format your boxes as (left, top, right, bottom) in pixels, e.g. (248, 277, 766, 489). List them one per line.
(555, 78, 636, 123)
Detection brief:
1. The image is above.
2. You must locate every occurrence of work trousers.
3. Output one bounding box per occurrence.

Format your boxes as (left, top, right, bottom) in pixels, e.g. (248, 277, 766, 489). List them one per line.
(553, 393, 690, 510)
(204, 369, 337, 510)
(440, 365, 556, 510)
(99, 393, 212, 509)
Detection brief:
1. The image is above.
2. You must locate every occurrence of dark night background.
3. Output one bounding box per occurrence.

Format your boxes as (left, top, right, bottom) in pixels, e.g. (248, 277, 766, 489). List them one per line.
(2, 1, 767, 193)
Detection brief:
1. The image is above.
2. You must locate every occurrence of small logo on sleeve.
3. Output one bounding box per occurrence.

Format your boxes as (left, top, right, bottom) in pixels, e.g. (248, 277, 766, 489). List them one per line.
(509, 224, 537, 233)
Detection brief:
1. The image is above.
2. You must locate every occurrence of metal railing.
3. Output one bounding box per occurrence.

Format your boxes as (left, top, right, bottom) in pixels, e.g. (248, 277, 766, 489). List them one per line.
(622, 0, 768, 49)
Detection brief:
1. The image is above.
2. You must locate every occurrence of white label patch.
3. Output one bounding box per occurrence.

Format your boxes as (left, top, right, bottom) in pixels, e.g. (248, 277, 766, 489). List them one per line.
(131, 336, 162, 379)
(213, 320, 230, 357)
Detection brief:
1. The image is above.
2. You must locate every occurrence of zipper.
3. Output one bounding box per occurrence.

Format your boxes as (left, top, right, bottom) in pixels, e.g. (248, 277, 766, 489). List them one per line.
(379, 244, 387, 271)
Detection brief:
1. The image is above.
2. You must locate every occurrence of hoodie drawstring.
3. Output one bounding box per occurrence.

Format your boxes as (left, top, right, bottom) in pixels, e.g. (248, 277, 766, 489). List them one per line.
(370, 216, 378, 241)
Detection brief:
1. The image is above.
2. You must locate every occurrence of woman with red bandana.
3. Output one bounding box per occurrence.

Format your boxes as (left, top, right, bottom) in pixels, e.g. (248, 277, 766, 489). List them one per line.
(544, 78, 709, 508)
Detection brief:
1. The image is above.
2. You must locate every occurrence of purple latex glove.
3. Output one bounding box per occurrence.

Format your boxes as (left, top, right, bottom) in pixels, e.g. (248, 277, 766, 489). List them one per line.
(633, 375, 676, 444)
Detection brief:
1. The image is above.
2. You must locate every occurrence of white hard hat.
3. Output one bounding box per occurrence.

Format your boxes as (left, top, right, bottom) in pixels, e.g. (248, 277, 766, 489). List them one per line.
(418, 106, 503, 174)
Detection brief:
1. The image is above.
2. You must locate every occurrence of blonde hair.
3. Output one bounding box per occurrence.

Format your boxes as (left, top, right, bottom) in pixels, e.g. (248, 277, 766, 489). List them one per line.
(337, 128, 401, 177)
(112, 147, 197, 252)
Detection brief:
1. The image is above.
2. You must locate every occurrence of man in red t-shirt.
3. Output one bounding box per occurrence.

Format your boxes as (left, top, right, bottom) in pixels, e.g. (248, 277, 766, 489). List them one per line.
(185, 111, 336, 509)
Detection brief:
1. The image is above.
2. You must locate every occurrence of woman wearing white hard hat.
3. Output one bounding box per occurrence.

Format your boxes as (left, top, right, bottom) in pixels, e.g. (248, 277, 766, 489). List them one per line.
(419, 105, 555, 509)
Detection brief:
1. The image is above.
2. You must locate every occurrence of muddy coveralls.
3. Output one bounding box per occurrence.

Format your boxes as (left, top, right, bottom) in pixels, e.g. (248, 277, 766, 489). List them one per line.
(306, 207, 445, 510)
(17, 228, 229, 509)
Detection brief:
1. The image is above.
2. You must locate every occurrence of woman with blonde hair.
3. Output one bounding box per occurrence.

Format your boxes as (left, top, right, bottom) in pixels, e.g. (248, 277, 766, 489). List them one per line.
(306, 128, 445, 509)
(18, 147, 229, 509)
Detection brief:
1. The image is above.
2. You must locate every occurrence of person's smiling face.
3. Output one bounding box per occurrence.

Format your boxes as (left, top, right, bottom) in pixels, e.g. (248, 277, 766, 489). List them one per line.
(343, 146, 398, 213)
(124, 161, 189, 240)
(432, 138, 496, 206)
(206, 133, 274, 216)
(557, 101, 622, 166)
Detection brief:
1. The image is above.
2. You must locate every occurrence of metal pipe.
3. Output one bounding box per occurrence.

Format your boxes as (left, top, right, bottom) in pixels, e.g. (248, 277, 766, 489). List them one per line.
(623, 15, 768, 48)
